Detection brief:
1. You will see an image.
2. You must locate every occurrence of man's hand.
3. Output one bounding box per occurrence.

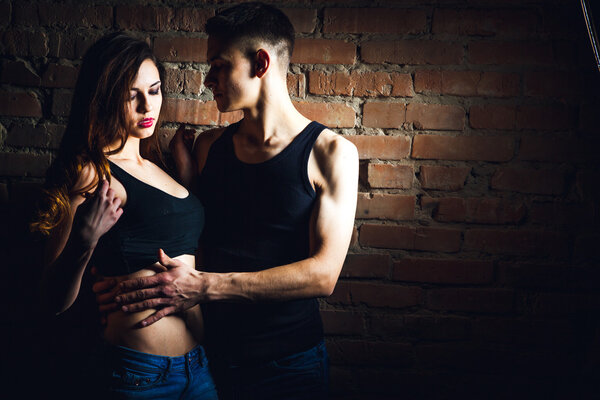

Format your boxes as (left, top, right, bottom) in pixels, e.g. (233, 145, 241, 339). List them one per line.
(74, 179, 123, 248)
(115, 249, 207, 327)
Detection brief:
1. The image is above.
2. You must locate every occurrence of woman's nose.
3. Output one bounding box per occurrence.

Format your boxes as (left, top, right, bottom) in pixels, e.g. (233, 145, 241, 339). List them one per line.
(137, 95, 152, 113)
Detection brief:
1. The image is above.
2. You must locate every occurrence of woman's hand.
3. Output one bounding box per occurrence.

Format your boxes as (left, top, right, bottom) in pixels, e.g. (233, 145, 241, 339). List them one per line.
(169, 125, 197, 188)
(73, 179, 123, 248)
(169, 124, 196, 155)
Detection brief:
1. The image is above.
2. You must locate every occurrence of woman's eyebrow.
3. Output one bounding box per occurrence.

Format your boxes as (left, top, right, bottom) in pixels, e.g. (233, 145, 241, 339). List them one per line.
(131, 80, 161, 90)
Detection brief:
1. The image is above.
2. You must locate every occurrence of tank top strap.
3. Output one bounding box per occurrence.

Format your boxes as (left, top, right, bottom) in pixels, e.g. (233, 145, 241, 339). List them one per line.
(107, 160, 135, 187)
(297, 121, 327, 165)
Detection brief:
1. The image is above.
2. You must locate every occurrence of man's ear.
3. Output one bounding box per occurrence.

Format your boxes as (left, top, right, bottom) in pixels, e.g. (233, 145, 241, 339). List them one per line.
(254, 49, 270, 78)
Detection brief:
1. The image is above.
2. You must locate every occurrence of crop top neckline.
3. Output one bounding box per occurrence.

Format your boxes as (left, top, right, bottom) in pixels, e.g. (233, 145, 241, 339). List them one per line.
(108, 159, 190, 201)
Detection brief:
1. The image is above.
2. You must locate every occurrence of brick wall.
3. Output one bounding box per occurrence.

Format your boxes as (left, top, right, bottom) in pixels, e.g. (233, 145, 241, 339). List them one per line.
(1, 0, 599, 398)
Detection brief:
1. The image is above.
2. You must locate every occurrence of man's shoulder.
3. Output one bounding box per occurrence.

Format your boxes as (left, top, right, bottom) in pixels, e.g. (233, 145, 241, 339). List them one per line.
(314, 127, 358, 161)
(193, 126, 228, 155)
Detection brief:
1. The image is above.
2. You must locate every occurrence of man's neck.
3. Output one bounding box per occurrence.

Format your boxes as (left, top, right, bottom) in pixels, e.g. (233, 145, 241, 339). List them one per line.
(239, 86, 310, 145)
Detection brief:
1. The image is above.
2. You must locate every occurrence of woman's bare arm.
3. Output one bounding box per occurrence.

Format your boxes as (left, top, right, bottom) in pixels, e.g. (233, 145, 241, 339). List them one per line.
(42, 178, 122, 314)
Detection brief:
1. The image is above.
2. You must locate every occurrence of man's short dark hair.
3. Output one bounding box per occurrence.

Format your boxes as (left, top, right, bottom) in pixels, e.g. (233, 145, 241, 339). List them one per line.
(205, 2, 295, 66)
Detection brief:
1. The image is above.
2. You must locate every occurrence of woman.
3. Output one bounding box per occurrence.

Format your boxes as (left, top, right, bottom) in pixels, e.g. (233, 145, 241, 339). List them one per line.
(31, 32, 217, 399)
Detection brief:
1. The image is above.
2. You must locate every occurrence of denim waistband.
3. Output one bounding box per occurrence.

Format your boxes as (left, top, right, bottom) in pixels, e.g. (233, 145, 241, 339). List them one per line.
(104, 343, 207, 372)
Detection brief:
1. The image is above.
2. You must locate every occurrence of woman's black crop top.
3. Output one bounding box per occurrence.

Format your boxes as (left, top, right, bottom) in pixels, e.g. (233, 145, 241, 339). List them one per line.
(91, 161, 204, 277)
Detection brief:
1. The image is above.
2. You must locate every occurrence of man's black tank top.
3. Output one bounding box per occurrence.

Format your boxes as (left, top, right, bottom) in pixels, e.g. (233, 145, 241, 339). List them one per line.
(198, 120, 326, 363)
(92, 161, 204, 277)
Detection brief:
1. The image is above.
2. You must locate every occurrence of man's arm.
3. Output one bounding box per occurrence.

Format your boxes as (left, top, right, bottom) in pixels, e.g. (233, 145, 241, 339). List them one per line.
(115, 132, 358, 325)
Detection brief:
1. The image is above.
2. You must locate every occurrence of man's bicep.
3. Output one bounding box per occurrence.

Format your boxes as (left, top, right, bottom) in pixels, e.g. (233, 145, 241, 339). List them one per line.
(310, 139, 359, 266)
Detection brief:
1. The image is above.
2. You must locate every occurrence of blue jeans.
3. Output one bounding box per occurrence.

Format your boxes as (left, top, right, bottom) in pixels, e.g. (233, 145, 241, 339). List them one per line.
(94, 344, 218, 399)
(210, 340, 329, 400)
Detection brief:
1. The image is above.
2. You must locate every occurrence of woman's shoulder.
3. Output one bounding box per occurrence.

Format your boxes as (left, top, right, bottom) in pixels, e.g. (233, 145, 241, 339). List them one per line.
(72, 162, 99, 197)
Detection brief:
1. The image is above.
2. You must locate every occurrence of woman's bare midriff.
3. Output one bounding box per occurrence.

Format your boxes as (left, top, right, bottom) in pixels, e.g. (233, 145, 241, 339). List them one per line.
(102, 254, 202, 357)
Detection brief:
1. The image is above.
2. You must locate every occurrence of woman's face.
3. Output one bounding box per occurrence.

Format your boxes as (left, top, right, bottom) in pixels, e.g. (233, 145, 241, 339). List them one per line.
(126, 59, 162, 139)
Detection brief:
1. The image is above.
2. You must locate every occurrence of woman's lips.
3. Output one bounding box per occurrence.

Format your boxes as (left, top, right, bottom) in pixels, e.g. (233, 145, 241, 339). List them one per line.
(138, 118, 154, 128)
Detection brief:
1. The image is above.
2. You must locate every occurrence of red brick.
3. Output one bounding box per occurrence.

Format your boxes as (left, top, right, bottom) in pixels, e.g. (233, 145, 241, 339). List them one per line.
(341, 253, 391, 278)
(39, 2, 112, 28)
(357, 193, 415, 220)
(470, 105, 517, 130)
(171, 8, 214, 32)
(423, 197, 526, 224)
(524, 71, 583, 98)
(46, 31, 103, 59)
(362, 102, 406, 128)
(406, 104, 465, 130)
(0, 90, 42, 117)
(433, 9, 538, 36)
(407, 315, 471, 341)
(163, 69, 203, 95)
(518, 136, 591, 162)
(359, 224, 462, 252)
(421, 197, 465, 222)
(464, 229, 568, 257)
(329, 281, 422, 309)
(412, 135, 514, 161)
(6, 124, 64, 149)
(293, 102, 355, 128)
(323, 8, 427, 34)
(153, 37, 207, 62)
(162, 98, 242, 126)
(362, 40, 463, 65)
(426, 288, 514, 313)
(2, 29, 48, 57)
(116, 6, 172, 31)
(320, 310, 364, 335)
(491, 168, 566, 195)
(327, 340, 413, 367)
(0, 60, 41, 86)
(419, 165, 470, 191)
(292, 39, 355, 65)
(516, 105, 571, 131)
(41, 63, 78, 88)
(0, 152, 52, 177)
(367, 164, 413, 189)
(393, 258, 493, 284)
(286, 73, 305, 98)
(414, 70, 519, 97)
(282, 8, 317, 33)
(350, 226, 359, 249)
(343, 135, 410, 160)
(469, 41, 554, 65)
(52, 90, 73, 117)
(309, 71, 413, 97)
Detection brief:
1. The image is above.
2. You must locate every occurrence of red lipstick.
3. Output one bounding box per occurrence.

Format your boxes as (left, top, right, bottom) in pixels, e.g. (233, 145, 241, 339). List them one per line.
(138, 118, 154, 128)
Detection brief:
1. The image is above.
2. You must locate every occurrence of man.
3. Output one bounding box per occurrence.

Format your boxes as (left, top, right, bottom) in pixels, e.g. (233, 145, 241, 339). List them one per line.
(100, 3, 358, 398)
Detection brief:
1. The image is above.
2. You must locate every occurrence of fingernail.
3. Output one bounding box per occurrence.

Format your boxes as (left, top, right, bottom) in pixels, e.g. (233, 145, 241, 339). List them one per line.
(122, 306, 128, 312)
(115, 296, 121, 302)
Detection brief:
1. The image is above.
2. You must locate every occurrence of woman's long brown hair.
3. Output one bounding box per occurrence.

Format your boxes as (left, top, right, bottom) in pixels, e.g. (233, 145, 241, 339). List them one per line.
(31, 32, 164, 235)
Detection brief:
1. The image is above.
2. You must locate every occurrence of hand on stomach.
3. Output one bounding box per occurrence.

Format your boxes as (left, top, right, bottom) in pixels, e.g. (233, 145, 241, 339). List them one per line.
(103, 254, 201, 356)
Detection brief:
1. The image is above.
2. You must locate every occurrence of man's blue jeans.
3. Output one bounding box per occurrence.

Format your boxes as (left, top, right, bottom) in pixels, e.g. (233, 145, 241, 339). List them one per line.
(94, 344, 218, 399)
(211, 340, 329, 400)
